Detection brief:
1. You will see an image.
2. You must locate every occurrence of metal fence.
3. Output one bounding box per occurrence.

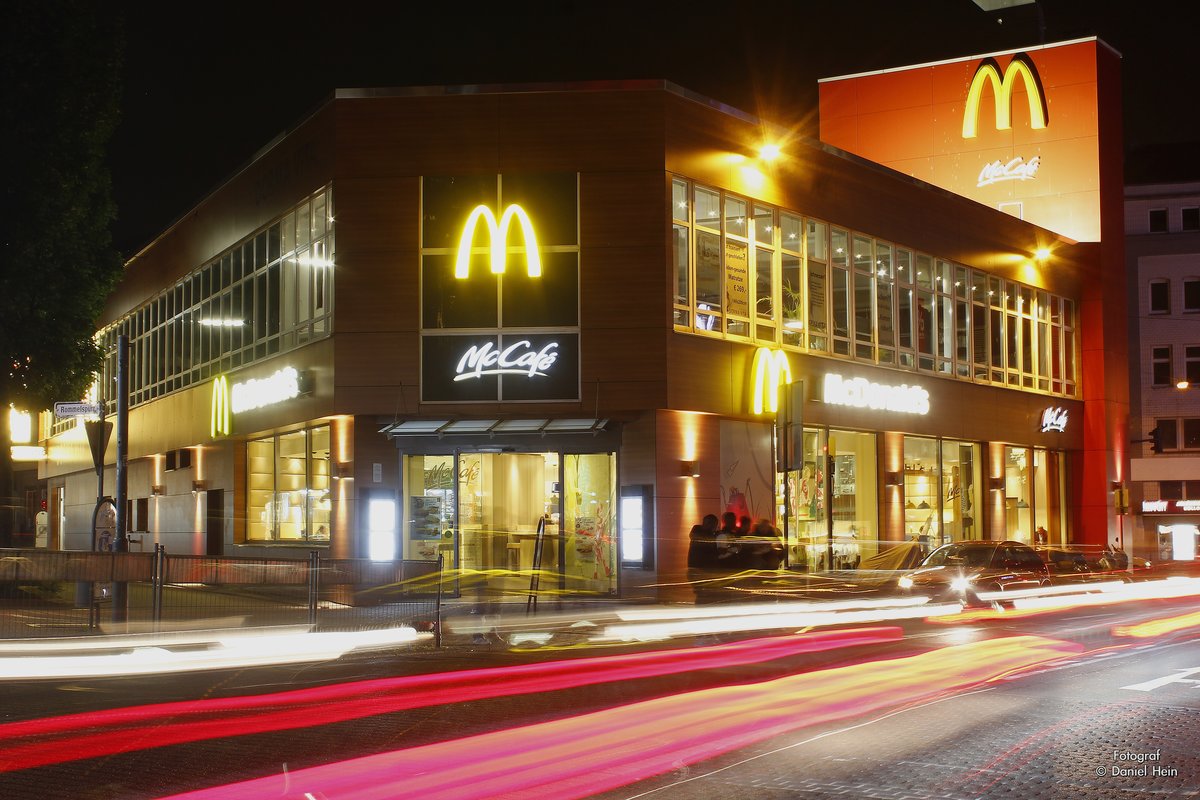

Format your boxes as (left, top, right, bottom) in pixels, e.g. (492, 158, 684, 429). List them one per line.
(0, 547, 442, 644)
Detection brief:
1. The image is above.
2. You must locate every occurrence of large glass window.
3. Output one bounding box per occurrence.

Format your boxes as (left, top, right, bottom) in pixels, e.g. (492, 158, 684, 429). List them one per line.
(776, 428, 827, 572)
(564, 453, 618, 594)
(402, 455, 456, 560)
(724, 194, 752, 338)
(1004, 446, 1032, 544)
(93, 188, 334, 419)
(666, 176, 1080, 401)
(246, 425, 331, 542)
(396, 450, 618, 595)
(776, 429, 877, 573)
(1032, 449, 1064, 546)
(902, 436, 941, 550)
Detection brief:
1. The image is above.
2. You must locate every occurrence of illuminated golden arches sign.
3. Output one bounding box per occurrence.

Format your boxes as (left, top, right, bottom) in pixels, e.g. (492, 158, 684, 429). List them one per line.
(751, 347, 792, 415)
(962, 56, 1048, 139)
(211, 375, 231, 438)
(454, 204, 542, 279)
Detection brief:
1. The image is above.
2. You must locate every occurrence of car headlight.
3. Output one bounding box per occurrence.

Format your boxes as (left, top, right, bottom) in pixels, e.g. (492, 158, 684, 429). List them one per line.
(898, 576, 914, 590)
(949, 576, 971, 592)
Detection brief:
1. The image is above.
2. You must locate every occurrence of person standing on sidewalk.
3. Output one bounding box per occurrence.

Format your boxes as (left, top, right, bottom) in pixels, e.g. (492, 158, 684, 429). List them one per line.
(687, 514, 721, 603)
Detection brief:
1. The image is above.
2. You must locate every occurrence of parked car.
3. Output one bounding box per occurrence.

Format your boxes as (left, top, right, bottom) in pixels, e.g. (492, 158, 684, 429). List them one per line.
(896, 540, 1049, 606)
(1035, 546, 1137, 584)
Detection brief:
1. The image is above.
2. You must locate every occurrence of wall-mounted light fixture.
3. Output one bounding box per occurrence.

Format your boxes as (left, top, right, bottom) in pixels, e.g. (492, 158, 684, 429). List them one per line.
(151, 485, 165, 496)
(758, 142, 782, 162)
(333, 462, 352, 480)
(988, 476, 1005, 492)
(884, 471, 903, 487)
(192, 480, 207, 494)
(679, 460, 699, 478)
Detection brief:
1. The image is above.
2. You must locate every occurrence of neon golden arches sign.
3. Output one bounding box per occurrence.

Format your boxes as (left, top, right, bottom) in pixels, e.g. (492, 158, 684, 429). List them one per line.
(962, 56, 1048, 139)
(454, 204, 542, 279)
(211, 375, 231, 438)
(751, 347, 792, 415)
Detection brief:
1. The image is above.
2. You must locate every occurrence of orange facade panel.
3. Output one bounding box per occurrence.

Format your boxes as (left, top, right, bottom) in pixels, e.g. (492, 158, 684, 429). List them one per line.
(820, 39, 1104, 243)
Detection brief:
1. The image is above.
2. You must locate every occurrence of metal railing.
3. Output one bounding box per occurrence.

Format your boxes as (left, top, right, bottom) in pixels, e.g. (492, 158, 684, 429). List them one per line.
(0, 547, 442, 644)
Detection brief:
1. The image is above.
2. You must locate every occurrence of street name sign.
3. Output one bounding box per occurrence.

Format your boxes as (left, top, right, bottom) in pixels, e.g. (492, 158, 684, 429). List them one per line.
(54, 402, 101, 418)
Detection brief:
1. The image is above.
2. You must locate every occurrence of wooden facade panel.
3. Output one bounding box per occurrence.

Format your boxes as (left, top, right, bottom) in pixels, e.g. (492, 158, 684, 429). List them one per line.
(580, 171, 667, 249)
(497, 91, 665, 173)
(335, 96, 503, 177)
(335, 89, 664, 178)
(332, 176, 419, 255)
(580, 245, 668, 331)
(334, 331, 415, 389)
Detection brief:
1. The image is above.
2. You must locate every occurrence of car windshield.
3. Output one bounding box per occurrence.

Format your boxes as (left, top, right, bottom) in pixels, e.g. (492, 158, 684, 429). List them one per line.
(922, 543, 996, 569)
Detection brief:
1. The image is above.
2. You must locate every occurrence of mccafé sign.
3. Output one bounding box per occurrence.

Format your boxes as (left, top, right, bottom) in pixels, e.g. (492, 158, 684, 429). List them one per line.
(455, 339, 559, 381)
(422, 197, 580, 403)
(423, 333, 579, 403)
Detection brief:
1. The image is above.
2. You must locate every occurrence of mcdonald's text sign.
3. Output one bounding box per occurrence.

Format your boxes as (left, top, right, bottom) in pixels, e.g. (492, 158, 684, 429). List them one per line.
(819, 38, 1108, 242)
(210, 366, 302, 437)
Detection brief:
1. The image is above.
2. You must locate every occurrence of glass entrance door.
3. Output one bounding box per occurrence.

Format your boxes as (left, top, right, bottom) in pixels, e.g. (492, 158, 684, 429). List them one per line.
(403, 449, 617, 596)
(457, 452, 561, 594)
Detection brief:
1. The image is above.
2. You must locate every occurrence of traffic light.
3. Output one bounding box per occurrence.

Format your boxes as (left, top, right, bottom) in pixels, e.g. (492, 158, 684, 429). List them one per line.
(1149, 426, 1164, 454)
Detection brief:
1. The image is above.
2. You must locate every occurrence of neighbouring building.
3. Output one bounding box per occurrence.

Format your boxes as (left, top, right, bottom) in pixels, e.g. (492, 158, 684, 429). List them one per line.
(1125, 180, 1200, 561)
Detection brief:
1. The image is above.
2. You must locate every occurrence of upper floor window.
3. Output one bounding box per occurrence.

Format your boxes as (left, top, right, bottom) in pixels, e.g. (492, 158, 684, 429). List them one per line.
(1152, 346, 1173, 386)
(1187, 345, 1200, 385)
(1159, 480, 1200, 499)
(1150, 279, 1171, 314)
(1184, 207, 1200, 231)
(1149, 208, 1169, 233)
(668, 175, 1078, 398)
(1185, 278, 1200, 312)
(1156, 418, 1200, 451)
(90, 187, 334, 419)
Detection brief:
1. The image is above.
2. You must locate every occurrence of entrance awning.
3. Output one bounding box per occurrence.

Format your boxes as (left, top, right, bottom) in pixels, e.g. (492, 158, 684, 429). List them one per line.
(379, 418, 609, 438)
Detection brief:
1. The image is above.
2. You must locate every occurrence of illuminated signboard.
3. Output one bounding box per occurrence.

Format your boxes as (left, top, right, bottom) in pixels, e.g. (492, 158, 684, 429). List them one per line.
(210, 367, 302, 437)
(1040, 406, 1068, 433)
(455, 204, 541, 279)
(750, 347, 792, 415)
(819, 39, 1106, 242)
(823, 373, 929, 415)
(1143, 500, 1200, 514)
(422, 334, 579, 403)
(232, 367, 301, 413)
(961, 56, 1047, 139)
(211, 376, 232, 438)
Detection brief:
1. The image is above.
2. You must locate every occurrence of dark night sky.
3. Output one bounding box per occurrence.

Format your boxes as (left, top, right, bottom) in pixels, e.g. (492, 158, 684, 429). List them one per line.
(110, 0, 1197, 257)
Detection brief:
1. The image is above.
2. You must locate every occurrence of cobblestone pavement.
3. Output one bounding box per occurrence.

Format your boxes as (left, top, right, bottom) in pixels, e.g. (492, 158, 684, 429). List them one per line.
(592, 648, 1200, 800)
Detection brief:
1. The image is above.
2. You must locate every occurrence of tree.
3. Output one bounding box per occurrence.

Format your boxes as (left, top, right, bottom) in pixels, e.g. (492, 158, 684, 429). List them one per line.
(0, 3, 124, 544)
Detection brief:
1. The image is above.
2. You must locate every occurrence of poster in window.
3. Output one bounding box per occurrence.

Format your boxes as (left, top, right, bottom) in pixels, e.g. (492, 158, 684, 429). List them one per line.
(411, 496, 442, 539)
(808, 262, 827, 332)
(696, 231, 722, 308)
(725, 240, 749, 317)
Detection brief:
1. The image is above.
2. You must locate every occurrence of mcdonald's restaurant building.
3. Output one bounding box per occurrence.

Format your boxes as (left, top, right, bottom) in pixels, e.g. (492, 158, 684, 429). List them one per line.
(40, 38, 1129, 600)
